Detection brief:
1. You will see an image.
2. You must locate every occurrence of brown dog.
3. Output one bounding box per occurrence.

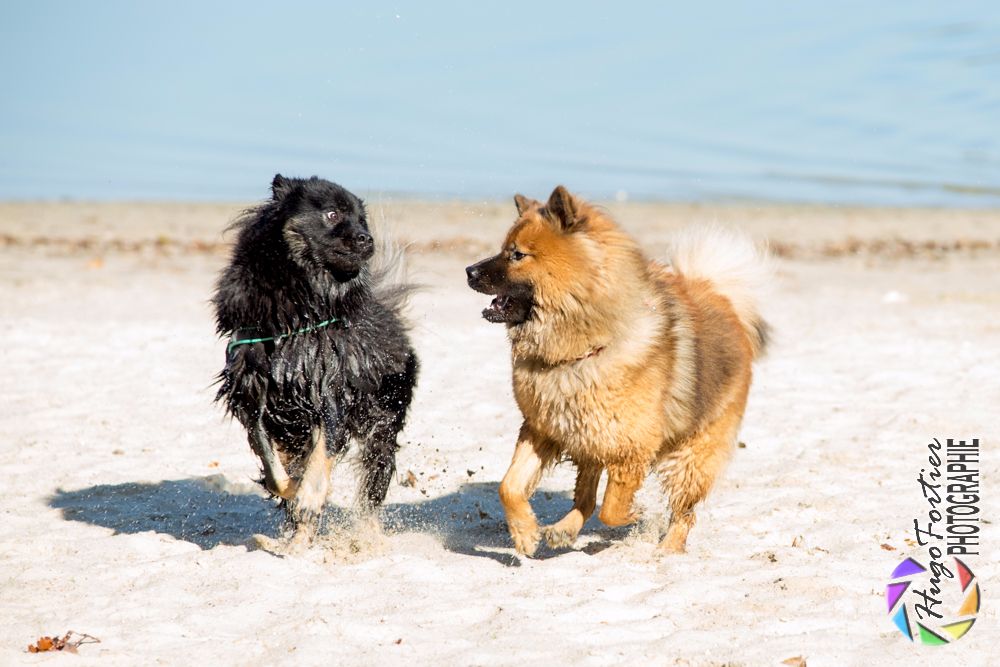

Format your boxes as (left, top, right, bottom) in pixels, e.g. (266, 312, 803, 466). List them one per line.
(466, 186, 769, 555)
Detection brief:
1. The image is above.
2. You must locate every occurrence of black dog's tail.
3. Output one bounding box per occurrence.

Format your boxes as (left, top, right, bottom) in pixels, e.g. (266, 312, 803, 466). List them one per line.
(367, 207, 420, 313)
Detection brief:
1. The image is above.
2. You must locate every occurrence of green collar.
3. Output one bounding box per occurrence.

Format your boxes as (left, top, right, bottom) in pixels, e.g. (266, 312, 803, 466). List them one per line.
(227, 317, 340, 355)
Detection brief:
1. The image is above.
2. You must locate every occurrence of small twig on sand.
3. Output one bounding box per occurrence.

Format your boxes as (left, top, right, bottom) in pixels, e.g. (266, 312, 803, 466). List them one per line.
(27, 631, 101, 654)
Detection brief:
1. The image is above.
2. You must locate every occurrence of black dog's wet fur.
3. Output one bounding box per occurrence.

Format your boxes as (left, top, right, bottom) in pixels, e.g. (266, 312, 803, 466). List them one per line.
(213, 174, 418, 513)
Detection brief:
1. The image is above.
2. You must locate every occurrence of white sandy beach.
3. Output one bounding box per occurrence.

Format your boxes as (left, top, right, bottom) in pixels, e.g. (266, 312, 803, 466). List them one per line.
(1, 200, 998, 666)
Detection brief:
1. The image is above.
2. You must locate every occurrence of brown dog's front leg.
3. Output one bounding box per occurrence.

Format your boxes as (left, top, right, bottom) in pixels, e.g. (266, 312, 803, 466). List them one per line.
(599, 464, 643, 527)
(543, 461, 602, 548)
(498, 425, 554, 557)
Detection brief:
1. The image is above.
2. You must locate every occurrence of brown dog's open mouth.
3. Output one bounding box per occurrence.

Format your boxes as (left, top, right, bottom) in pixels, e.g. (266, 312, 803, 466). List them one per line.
(466, 256, 534, 325)
(480, 287, 533, 325)
(483, 295, 513, 323)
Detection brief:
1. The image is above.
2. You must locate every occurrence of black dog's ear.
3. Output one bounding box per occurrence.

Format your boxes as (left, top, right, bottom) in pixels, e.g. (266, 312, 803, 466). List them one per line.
(271, 174, 294, 200)
(545, 185, 581, 231)
(513, 193, 538, 216)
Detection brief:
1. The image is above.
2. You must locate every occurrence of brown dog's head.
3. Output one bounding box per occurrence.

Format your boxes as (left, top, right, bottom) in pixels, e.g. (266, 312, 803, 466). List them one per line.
(466, 185, 593, 326)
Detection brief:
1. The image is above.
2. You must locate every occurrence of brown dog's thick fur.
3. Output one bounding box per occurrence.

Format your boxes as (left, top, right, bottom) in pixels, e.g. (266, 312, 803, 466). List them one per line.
(466, 186, 769, 556)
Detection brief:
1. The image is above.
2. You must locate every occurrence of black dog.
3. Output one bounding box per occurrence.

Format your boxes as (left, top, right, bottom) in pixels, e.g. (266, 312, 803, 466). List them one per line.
(213, 174, 418, 549)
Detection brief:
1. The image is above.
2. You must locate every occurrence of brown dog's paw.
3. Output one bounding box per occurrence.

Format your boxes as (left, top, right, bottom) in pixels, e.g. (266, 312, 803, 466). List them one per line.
(657, 533, 688, 555)
(657, 513, 694, 554)
(598, 507, 639, 528)
(656, 526, 687, 554)
(542, 524, 579, 549)
(509, 522, 541, 557)
(657, 541, 687, 555)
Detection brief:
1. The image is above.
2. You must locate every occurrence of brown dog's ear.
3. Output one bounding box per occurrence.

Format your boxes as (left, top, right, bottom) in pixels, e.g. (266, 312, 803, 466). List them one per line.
(546, 185, 580, 231)
(513, 193, 537, 216)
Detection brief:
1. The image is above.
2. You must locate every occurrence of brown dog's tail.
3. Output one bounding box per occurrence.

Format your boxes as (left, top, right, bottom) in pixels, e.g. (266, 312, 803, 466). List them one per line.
(667, 226, 772, 358)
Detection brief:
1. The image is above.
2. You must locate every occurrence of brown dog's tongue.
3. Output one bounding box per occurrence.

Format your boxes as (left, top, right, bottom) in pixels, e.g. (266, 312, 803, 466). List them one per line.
(482, 296, 507, 322)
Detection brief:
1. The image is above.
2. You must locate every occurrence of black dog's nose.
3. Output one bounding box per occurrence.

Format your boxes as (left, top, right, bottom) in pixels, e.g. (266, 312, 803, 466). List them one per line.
(353, 231, 373, 246)
(466, 265, 480, 281)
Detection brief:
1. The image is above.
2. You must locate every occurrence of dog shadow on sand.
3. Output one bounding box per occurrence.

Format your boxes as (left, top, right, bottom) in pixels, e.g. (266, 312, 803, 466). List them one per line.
(49, 476, 630, 566)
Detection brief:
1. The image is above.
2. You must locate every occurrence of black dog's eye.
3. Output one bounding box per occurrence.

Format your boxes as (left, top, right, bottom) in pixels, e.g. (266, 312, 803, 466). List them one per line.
(510, 249, 527, 261)
(325, 211, 339, 222)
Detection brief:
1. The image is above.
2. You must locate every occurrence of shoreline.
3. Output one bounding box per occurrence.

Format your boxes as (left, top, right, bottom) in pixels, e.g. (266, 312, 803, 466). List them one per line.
(3, 201, 1000, 262)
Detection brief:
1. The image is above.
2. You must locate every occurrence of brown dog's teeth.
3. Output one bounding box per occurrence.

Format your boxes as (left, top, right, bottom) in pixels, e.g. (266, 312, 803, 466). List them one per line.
(482, 295, 509, 322)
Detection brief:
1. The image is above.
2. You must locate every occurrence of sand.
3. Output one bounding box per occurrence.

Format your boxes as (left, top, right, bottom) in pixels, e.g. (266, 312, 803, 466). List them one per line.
(1, 200, 998, 666)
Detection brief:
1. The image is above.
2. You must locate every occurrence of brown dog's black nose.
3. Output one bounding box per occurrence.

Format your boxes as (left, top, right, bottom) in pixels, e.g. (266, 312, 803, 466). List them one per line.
(467, 255, 501, 292)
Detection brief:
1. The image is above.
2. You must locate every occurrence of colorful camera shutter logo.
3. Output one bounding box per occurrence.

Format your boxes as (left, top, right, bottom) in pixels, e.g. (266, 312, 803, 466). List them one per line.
(887, 557, 980, 644)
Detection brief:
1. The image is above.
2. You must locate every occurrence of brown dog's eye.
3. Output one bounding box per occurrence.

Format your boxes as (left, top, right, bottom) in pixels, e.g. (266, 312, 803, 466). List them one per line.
(510, 249, 526, 261)
(325, 211, 339, 222)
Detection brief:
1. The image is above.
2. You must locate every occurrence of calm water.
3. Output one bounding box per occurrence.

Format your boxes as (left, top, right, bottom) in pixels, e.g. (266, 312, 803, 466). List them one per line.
(2, 2, 999, 206)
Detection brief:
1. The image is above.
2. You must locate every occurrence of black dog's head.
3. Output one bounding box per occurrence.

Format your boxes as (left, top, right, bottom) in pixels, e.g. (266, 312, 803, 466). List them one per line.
(271, 174, 374, 282)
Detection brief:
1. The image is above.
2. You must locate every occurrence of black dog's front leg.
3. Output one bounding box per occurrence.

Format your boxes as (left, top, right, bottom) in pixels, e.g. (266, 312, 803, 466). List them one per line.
(321, 394, 350, 460)
(248, 392, 294, 498)
(358, 351, 418, 511)
(270, 397, 349, 546)
(285, 394, 349, 522)
(283, 427, 329, 544)
(358, 432, 400, 512)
